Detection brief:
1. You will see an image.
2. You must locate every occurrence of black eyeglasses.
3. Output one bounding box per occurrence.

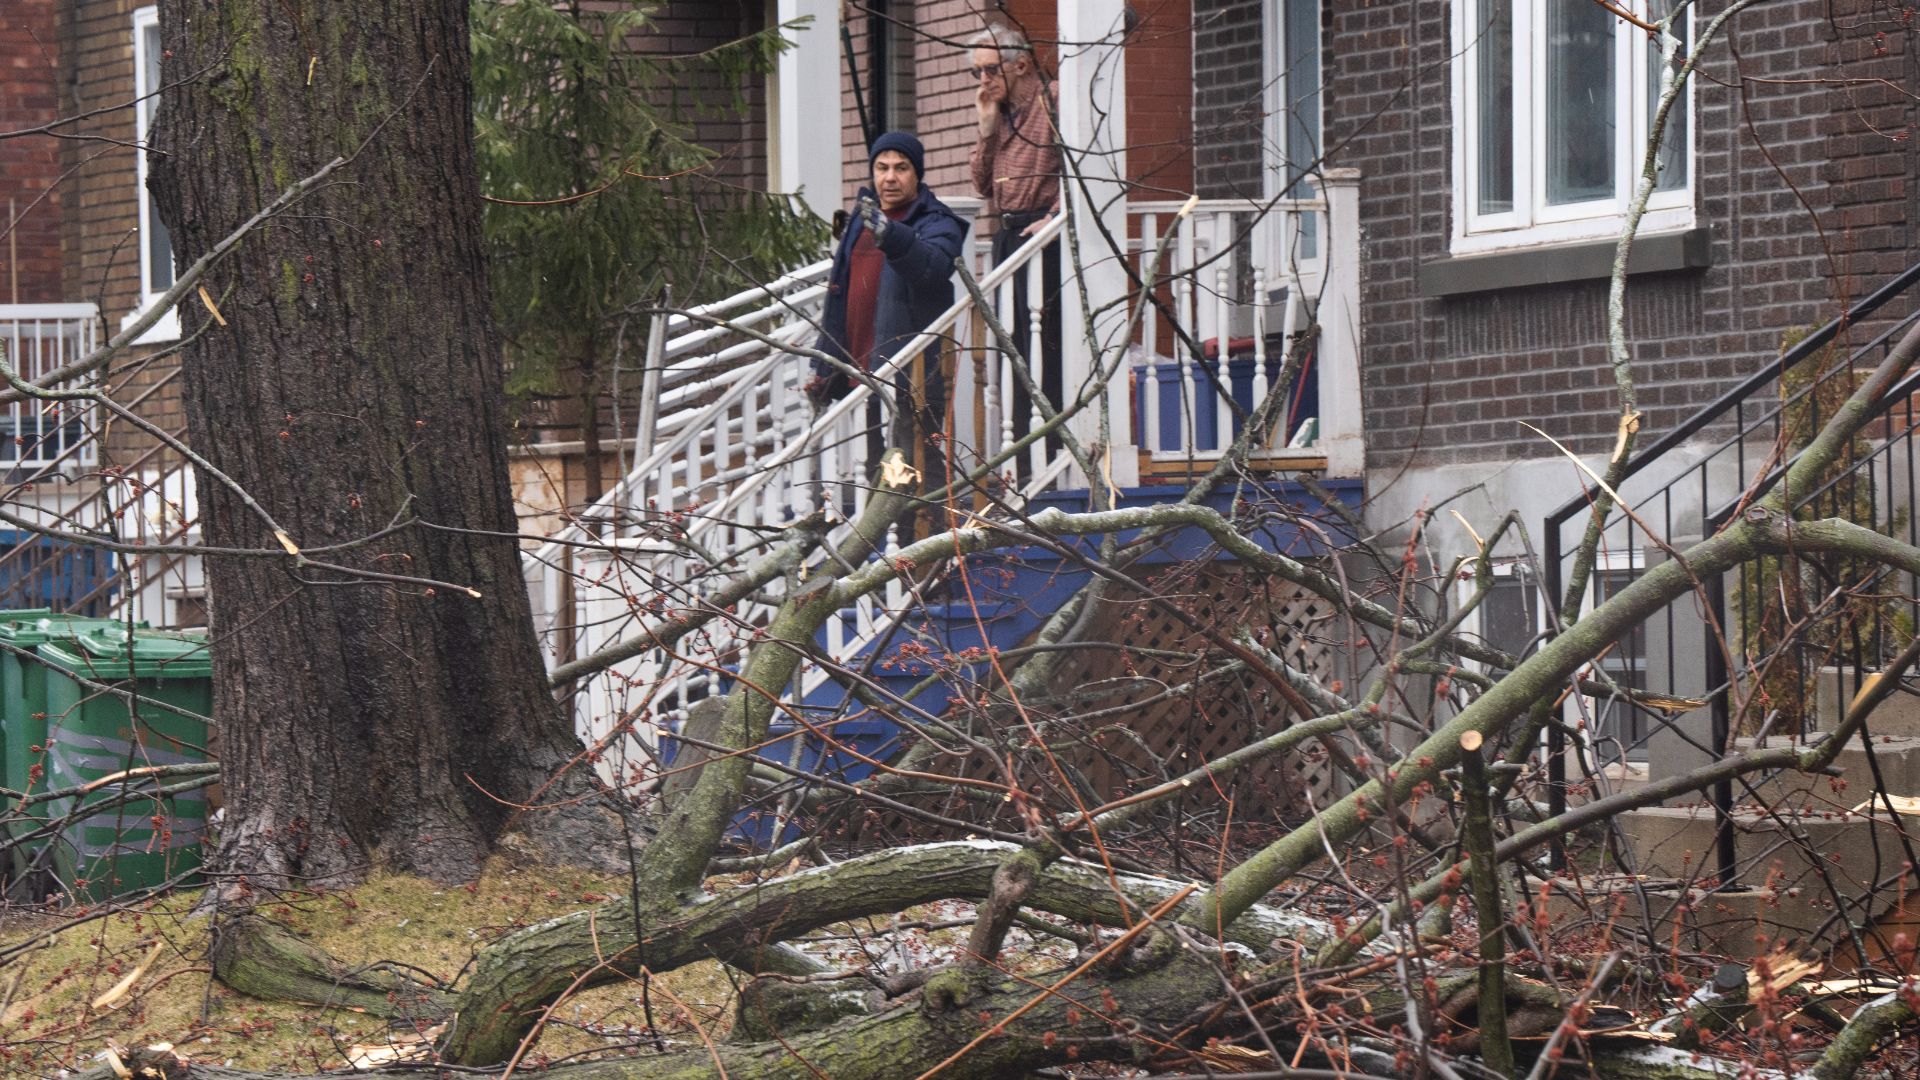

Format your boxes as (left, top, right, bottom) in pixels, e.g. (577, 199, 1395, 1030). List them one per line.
(971, 62, 1003, 78)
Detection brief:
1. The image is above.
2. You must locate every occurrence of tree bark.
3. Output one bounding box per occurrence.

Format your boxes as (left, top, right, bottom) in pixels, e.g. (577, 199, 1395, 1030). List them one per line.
(150, 0, 600, 888)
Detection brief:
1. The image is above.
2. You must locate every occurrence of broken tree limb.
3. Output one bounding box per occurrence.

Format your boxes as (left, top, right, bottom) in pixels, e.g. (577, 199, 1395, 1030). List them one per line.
(1459, 730, 1514, 1079)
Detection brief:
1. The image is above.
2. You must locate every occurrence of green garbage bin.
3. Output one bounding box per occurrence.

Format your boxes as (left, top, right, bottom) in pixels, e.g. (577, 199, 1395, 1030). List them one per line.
(0, 614, 130, 884)
(0, 609, 52, 792)
(38, 626, 211, 902)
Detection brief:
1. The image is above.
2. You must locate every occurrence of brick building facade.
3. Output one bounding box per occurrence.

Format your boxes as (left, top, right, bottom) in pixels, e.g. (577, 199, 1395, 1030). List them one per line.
(836, 2, 1192, 218)
(1, 1, 65, 306)
(1184, 1, 1916, 480)
(1346, 0, 1913, 473)
(1192, 0, 1265, 200)
(53, 1, 147, 334)
(629, 1, 769, 196)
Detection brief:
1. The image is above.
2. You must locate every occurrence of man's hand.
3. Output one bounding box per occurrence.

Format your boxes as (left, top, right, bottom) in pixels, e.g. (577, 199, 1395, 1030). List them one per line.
(975, 82, 1002, 139)
(804, 369, 852, 409)
(857, 195, 889, 243)
(1020, 213, 1056, 238)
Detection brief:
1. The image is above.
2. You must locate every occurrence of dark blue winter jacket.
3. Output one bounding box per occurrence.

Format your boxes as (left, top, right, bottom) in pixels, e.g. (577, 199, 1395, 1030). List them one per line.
(814, 184, 970, 378)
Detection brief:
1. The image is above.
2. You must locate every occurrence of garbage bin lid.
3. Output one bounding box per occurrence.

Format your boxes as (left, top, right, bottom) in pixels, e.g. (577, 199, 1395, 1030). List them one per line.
(39, 627, 211, 679)
(79, 627, 211, 664)
(0, 614, 132, 645)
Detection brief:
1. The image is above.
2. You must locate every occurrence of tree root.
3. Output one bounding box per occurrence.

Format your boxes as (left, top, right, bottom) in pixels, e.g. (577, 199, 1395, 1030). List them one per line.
(208, 914, 452, 1021)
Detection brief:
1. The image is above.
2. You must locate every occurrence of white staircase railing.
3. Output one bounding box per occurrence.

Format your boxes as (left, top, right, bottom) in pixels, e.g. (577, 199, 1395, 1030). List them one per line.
(525, 213, 1077, 783)
(0, 305, 101, 470)
(0, 305, 206, 624)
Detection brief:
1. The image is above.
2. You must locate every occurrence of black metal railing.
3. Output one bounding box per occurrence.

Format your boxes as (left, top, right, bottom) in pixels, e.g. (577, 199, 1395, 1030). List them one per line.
(1543, 259, 1920, 888)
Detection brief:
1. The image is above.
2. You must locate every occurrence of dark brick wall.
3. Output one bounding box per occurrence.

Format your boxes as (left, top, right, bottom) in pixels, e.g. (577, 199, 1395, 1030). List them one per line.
(55, 0, 142, 322)
(0, 0, 64, 304)
(630, 1, 768, 195)
(56, 0, 181, 467)
(1193, 0, 1263, 199)
(1330, 0, 1920, 472)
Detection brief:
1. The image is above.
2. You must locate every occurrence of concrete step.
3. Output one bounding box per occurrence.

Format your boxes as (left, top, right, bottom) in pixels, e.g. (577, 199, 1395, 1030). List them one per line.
(1815, 666, 1920, 737)
(1616, 802, 1920, 901)
(1646, 734, 1920, 809)
(1543, 877, 1841, 964)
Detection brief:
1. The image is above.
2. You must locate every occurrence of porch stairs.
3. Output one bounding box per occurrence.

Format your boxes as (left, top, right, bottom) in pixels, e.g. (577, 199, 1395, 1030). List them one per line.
(525, 187, 1363, 809)
(1541, 259, 1920, 964)
(525, 213, 1113, 795)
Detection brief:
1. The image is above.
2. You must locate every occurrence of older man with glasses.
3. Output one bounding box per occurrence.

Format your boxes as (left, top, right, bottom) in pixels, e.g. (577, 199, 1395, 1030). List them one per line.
(967, 22, 1063, 481)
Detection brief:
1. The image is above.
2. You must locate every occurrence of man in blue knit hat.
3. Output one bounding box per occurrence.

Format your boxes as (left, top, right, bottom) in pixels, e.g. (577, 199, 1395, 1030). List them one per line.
(808, 131, 969, 486)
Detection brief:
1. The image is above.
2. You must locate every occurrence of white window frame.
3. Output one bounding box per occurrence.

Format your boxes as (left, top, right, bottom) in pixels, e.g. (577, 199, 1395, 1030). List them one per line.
(120, 6, 178, 344)
(1568, 548, 1650, 763)
(1459, 558, 1546, 680)
(1262, 0, 1323, 203)
(1450, 0, 1694, 255)
(1460, 553, 1649, 766)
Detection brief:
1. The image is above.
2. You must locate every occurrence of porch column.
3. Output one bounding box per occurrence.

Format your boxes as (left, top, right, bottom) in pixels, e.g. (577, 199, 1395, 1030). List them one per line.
(1056, 1, 1138, 488)
(1316, 168, 1364, 477)
(774, 0, 842, 221)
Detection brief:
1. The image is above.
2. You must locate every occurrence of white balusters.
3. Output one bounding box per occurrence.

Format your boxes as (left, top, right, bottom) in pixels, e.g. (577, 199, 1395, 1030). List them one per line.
(0, 305, 100, 468)
(1176, 218, 1199, 455)
(1250, 268, 1269, 444)
(883, 521, 904, 610)
(1117, 196, 1336, 462)
(1140, 213, 1161, 453)
(998, 268, 1018, 464)
(1026, 242, 1047, 481)
(1213, 263, 1232, 453)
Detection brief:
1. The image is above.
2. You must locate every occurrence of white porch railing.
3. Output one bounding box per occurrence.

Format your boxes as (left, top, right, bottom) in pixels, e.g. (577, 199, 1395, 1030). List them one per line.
(0, 304, 101, 470)
(525, 212, 1077, 781)
(0, 305, 204, 623)
(525, 172, 1364, 782)
(1125, 169, 1363, 474)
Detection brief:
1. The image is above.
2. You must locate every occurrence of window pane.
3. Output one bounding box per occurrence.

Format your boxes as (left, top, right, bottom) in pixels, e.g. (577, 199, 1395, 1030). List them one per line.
(1481, 572, 1538, 659)
(1473, 0, 1513, 215)
(1545, 0, 1615, 205)
(1282, 0, 1322, 189)
(1593, 568, 1648, 761)
(141, 22, 175, 291)
(1283, 0, 1321, 256)
(1647, 0, 1688, 192)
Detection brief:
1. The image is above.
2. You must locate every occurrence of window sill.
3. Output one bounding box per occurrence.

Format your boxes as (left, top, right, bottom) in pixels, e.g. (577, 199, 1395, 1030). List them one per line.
(118, 299, 180, 345)
(1417, 227, 1711, 298)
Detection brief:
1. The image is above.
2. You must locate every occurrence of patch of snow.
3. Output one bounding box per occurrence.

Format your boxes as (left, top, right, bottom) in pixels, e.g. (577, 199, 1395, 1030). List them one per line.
(1600, 1043, 1787, 1078)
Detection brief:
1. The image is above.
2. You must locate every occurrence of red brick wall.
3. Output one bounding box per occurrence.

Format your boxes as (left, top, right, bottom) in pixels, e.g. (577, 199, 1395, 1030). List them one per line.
(839, 8, 871, 200)
(58, 1, 182, 466)
(1334, 0, 1920, 471)
(1124, 2, 1195, 198)
(56, 0, 143, 325)
(627, 1, 769, 195)
(839, 1, 992, 201)
(1, 0, 66, 304)
(842, 2, 1196, 206)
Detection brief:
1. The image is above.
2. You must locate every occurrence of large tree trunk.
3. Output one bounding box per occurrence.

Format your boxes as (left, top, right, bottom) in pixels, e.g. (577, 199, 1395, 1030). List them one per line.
(150, 0, 594, 887)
